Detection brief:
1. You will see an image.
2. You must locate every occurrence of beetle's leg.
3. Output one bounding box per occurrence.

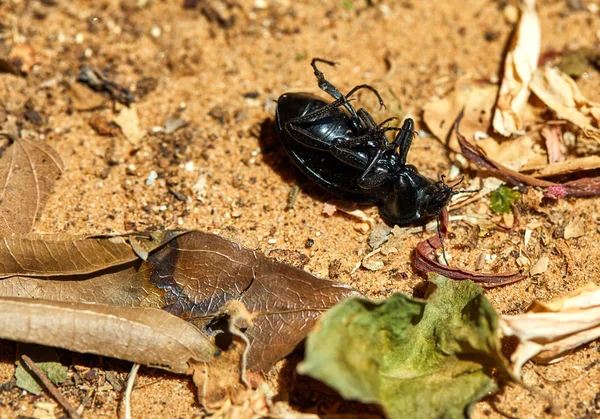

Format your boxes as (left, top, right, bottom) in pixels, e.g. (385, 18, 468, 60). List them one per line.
(356, 149, 393, 189)
(394, 118, 415, 166)
(311, 58, 362, 130)
(330, 110, 381, 158)
(311, 59, 386, 130)
(329, 133, 373, 169)
(357, 108, 378, 129)
(345, 85, 386, 110)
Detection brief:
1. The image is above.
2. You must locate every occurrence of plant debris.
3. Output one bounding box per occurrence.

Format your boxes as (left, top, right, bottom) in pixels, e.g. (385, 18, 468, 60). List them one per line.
(455, 113, 600, 198)
(530, 66, 600, 142)
(77, 66, 135, 105)
(413, 229, 526, 287)
(0, 231, 357, 374)
(490, 185, 521, 214)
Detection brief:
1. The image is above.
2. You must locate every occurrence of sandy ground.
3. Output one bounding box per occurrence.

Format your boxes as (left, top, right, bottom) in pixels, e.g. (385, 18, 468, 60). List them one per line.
(1, 0, 600, 417)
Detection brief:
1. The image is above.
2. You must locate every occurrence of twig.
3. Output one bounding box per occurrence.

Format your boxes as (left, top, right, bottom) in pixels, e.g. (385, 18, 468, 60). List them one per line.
(20, 354, 81, 419)
(123, 363, 140, 419)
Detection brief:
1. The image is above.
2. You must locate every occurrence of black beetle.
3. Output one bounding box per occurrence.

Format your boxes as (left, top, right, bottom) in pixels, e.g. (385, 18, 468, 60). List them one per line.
(276, 59, 466, 226)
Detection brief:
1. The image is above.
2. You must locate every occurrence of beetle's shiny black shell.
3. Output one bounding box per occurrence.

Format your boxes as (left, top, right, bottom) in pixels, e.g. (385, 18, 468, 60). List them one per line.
(276, 92, 390, 204)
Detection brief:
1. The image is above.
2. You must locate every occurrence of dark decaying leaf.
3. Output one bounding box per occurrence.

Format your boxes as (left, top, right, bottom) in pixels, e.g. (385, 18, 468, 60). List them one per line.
(145, 231, 359, 372)
(0, 231, 357, 372)
(455, 112, 600, 198)
(0, 297, 217, 374)
(298, 275, 509, 419)
(0, 134, 64, 233)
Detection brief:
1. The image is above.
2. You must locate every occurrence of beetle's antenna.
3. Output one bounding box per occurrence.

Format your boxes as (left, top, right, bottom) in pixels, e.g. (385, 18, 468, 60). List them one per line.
(444, 176, 480, 196)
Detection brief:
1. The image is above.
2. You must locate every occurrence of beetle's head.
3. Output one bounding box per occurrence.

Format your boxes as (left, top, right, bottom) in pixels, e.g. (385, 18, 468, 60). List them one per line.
(419, 175, 478, 217)
(418, 175, 453, 217)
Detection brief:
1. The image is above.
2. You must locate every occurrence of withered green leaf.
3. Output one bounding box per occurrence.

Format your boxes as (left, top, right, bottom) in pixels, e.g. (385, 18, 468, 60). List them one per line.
(0, 135, 64, 233)
(0, 231, 357, 372)
(299, 275, 508, 419)
(15, 344, 68, 395)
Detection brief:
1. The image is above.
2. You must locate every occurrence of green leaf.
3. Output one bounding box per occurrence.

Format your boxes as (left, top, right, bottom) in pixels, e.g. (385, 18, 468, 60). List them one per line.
(490, 185, 521, 214)
(15, 344, 68, 395)
(298, 275, 508, 419)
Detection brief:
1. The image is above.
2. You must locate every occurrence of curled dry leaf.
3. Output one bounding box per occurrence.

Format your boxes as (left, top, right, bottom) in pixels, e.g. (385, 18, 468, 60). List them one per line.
(0, 134, 64, 234)
(0, 231, 357, 373)
(0, 297, 217, 374)
(530, 66, 600, 142)
(410, 209, 525, 286)
(492, 0, 541, 136)
(413, 228, 526, 288)
(500, 284, 600, 376)
(455, 113, 600, 198)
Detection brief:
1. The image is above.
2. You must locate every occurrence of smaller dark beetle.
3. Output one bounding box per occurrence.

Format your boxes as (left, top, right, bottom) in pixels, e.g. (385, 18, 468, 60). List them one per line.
(276, 59, 466, 226)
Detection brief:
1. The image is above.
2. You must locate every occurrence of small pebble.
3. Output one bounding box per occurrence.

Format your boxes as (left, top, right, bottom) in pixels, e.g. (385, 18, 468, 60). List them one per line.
(146, 170, 158, 185)
(362, 258, 384, 271)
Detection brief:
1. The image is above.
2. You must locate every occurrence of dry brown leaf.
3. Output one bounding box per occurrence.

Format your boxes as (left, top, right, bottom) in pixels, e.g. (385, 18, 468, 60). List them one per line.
(530, 66, 600, 141)
(423, 82, 497, 152)
(477, 135, 542, 171)
(0, 231, 357, 373)
(0, 297, 217, 374)
(492, 0, 541, 136)
(0, 135, 64, 233)
(500, 284, 600, 375)
(114, 105, 143, 146)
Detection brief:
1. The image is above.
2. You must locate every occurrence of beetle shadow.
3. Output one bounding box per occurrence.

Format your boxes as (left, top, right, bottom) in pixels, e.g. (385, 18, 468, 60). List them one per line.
(257, 117, 362, 205)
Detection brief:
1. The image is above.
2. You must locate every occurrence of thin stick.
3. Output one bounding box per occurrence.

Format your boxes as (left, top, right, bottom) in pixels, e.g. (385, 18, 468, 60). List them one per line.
(123, 363, 140, 419)
(20, 354, 81, 419)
